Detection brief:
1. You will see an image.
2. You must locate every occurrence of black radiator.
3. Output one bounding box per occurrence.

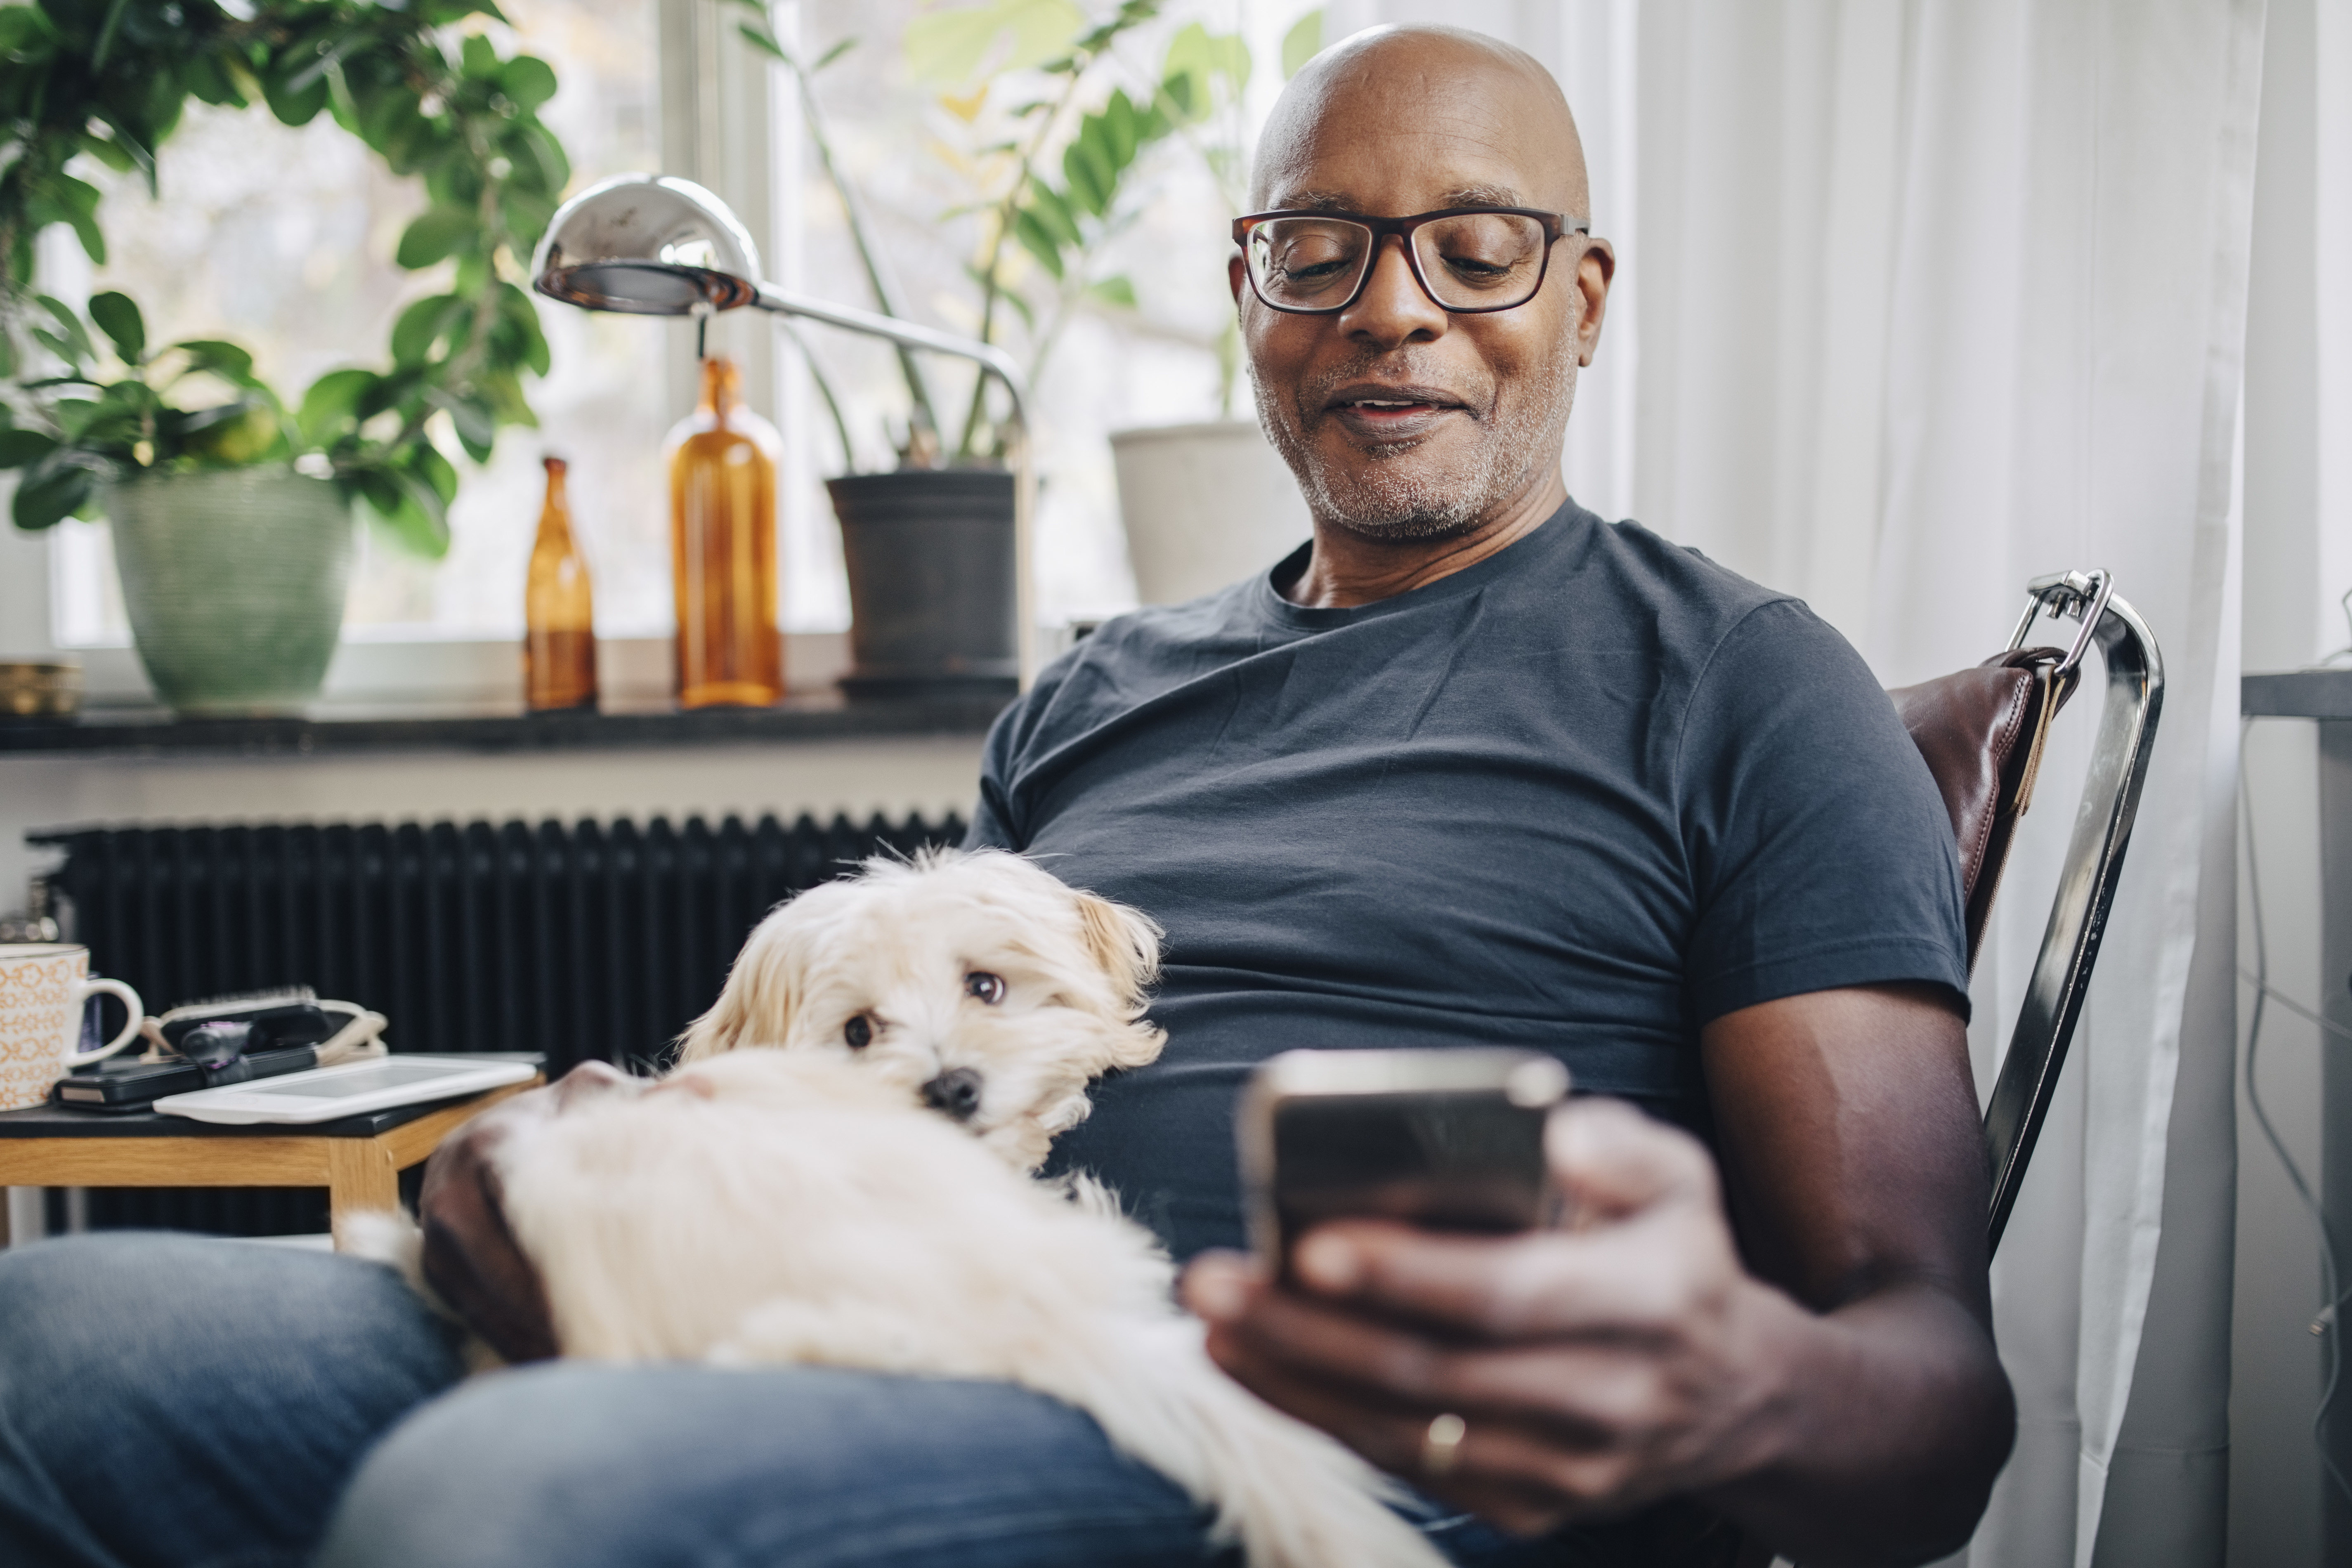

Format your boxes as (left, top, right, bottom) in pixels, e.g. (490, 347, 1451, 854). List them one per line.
(28, 810, 966, 1235)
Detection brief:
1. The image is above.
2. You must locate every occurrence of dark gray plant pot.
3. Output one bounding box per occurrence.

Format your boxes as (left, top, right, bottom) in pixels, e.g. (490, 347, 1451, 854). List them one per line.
(103, 467, 353, 717)
(827, 469, 1017, 701)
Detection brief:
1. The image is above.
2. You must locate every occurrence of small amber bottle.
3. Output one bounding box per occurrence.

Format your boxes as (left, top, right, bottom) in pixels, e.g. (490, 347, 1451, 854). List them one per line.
(664, 355, 784, 708)
(524, 456, 598, 711)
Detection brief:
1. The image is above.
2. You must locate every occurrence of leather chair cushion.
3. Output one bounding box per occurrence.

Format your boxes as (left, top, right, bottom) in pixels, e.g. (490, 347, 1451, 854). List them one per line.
(1887, 647, 2080, 969)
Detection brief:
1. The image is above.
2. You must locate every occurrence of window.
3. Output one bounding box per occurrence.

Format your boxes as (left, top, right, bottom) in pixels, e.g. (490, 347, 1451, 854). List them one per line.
(49, 0, 670, 647)
(40, 0, 1636, 680)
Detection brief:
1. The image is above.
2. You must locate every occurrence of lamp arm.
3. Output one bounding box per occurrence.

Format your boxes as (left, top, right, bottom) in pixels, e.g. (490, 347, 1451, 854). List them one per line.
(751, 284, 1027, 429)
(749, 283, 1041, 692)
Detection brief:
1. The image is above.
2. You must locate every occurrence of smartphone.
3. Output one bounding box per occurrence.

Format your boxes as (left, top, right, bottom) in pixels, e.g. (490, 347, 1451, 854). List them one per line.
(1238, 1048, 1571, 1275)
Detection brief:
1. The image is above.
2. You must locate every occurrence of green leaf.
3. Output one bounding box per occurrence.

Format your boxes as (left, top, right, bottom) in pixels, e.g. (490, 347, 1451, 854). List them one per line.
(1162, 22, 1249, 121)
(414, 441, 460, 505)
(500, 54, 557, 111)
(50, 398, 103, 439)
(354, 465, 450, 559)
(1086, 274, 1137, 309)
(0, 430, 58, 469)
(77, 131, 138, 174)
(263, 63, 331, 126)
(1098, 88, 1138, 168)
(902, 0, 1084, 87)
(497, 283, 551, 378)
(1281, 9, 1322, 79)
(33, 296, 93, 368)
(391, 293, 468, 366)
(427, 389, 497, 460)
(1063, 130, 1113, 217)
(0, 5, 58, 53)
(1026, 177, 1082, 248)
(172, 340, 262, 389)
(90, 0, 128, 69)
(297, 368, 380, 447)
(1010, 206, 1064, 279)
(396, 205, 479, 269)
(12, 461, 94, 531)
(813, 36, 857, 70)
(87, 291, 144, 364)
(460, 33, 501, 80)
(737, 22, 787, 61)
(511, 122, 570, 195)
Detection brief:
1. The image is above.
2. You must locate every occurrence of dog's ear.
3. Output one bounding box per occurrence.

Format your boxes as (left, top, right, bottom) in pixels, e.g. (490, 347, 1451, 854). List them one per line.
(1071, 892, 1163, 1015)
(675, 919, 799, 1063)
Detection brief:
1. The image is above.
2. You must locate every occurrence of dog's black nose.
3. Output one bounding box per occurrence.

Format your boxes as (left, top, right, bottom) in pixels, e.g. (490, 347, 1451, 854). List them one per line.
(921, 1067, 985, 1122)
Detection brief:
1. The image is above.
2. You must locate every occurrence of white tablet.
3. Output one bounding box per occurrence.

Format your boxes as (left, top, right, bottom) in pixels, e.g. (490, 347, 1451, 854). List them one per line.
(154, 1054, 538, 1125)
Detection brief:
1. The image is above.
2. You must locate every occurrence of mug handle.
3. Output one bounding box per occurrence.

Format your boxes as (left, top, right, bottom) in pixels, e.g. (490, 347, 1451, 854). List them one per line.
(65, 978, 145, 1067)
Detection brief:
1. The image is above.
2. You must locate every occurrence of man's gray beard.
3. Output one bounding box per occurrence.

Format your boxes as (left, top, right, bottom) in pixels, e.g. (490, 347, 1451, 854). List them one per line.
(1251, 333, 1579, 542)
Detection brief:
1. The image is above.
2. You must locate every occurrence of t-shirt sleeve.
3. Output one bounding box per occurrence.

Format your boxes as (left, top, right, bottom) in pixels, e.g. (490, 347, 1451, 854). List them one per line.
(962, 647, 1086, 852)
(1677, 600, 1970, 1024)
(966, 701, 1029, 851)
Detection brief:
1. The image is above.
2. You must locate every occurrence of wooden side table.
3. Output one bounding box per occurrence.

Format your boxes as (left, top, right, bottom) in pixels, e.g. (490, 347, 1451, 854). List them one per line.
(0, 1058, 544, 1249)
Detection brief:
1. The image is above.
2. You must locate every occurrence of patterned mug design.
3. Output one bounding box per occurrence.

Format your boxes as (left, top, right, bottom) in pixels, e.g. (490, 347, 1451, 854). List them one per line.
(0, 945, 144, 1112)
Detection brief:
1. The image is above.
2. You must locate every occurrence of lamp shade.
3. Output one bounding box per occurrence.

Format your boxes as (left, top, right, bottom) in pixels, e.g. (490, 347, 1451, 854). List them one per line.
(531, 173, 765, 315)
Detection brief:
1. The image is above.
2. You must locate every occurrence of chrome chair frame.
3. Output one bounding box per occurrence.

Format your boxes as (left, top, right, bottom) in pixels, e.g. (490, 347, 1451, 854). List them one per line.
(1982, 571, 2165, 1251)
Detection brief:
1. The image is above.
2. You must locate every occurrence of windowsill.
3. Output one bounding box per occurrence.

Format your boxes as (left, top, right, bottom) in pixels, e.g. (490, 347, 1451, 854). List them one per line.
(0, 687, 1012, 758)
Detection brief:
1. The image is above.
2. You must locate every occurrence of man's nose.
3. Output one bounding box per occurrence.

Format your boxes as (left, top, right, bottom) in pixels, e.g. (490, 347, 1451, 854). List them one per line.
(921, 1067, 985, 1122)
(1339, 233, 1448, 347)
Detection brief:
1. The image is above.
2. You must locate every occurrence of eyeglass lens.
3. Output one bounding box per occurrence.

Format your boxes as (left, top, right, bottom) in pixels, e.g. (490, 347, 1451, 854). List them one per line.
(1246, 214, 1551, 312)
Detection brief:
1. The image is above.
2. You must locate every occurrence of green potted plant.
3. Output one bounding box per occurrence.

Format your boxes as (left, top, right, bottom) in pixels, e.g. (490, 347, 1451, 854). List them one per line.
(0, 0, 566, 714)
(729, 0, 1243, 694)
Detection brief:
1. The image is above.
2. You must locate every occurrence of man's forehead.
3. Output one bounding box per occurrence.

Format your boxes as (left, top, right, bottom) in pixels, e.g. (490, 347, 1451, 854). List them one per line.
(1250, 30, 1586, 216)
(1268, 183, 1533, 216)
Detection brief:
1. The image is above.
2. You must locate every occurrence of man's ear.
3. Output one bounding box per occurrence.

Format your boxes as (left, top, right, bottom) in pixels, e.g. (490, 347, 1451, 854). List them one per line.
(1072, 892, 1164, 1015)
(1229, 253, 1247, 309)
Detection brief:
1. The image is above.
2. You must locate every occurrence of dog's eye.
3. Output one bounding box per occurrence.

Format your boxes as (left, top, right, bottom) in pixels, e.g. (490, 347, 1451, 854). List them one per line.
(964, 971, 1006, 1005)
(844, 1015, 873, 1049)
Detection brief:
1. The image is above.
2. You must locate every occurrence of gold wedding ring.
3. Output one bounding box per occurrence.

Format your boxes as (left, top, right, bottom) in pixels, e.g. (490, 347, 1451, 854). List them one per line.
(1420, 1412, 1468, 1478)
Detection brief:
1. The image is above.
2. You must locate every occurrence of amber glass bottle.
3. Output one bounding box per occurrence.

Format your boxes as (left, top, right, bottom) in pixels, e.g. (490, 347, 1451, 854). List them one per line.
(524, 456, 598, 711)
(665, 355, 784, 708)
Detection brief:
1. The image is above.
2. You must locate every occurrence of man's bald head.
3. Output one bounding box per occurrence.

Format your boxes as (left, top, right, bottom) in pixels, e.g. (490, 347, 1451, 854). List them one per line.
(1250, 26, 1588, 220)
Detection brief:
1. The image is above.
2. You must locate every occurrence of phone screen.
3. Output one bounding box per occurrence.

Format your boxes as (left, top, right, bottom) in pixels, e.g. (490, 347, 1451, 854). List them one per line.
(1270, 1088, 1551, 1245)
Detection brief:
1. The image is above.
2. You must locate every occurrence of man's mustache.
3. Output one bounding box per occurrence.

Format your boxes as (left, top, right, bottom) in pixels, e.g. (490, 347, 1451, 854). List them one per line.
(1295, 353, 1489, 423)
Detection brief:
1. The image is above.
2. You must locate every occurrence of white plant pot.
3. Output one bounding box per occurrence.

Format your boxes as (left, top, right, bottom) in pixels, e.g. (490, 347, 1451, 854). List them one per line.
(1109, 419, 1313, 606)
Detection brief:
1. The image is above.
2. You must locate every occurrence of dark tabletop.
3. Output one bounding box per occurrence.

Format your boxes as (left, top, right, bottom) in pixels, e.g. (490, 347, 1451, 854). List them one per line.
(0, 1053, 545, 1139)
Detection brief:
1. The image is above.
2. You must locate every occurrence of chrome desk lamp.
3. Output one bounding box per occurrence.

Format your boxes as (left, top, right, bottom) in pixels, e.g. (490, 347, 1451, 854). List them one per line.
(530, 173, 1039, 688)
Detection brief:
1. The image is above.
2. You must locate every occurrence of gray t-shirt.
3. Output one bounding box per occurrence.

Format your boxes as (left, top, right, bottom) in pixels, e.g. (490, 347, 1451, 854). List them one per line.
(971, 501, 1968, 1261)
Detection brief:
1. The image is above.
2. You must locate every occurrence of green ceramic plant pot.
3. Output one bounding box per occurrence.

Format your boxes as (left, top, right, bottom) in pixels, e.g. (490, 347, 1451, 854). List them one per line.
(104, 468, 353, 716)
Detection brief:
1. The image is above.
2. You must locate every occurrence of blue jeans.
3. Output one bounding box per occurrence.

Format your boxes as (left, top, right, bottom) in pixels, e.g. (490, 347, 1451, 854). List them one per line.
(0, 1234, 1651, 1568)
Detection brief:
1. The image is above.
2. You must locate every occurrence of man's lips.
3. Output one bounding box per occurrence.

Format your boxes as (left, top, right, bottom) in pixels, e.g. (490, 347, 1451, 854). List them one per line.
(1319, 382, 1470, 438)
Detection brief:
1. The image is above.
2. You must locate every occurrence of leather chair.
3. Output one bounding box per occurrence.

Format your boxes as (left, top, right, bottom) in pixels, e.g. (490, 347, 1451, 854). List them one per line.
(1885, 570, 2164, 1250)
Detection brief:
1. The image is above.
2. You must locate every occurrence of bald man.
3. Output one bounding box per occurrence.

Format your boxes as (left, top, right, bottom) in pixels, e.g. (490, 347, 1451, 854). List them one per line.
(0, 25, 2009, 1568)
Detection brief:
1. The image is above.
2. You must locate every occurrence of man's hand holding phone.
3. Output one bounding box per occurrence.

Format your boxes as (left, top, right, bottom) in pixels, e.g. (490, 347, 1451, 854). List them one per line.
(1185, 1075, 1801, 1537)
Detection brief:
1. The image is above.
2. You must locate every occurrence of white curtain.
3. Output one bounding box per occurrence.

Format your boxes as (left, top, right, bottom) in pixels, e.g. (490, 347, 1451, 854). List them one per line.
(1335, 1, 2259, 1561)
(1629, 3, 2256, 1564)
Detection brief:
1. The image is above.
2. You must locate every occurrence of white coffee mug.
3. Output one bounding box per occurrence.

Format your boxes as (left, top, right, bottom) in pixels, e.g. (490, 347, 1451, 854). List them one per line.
(0, 945, 144, 1112)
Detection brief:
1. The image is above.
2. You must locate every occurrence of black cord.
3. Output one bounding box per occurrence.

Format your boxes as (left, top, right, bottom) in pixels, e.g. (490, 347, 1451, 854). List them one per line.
(2238, 716, 2352, 1508)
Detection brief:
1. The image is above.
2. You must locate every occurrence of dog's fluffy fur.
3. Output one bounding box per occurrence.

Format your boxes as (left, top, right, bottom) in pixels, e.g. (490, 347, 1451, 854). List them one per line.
(369, 851, 1445, 1568)
(675, 848, 1168, 1173)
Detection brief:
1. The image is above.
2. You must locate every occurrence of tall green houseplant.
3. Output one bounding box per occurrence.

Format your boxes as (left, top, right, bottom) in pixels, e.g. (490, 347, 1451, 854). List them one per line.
(0, 0, 570, 713)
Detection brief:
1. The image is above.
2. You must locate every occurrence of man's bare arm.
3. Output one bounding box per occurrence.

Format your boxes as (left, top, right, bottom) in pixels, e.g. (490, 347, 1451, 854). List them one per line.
(1183, 983, 2014, 1567)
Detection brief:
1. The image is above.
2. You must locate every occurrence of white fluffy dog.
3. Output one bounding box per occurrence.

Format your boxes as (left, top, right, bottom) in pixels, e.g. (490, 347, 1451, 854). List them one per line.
(671, 847, 1169, 1174)
(380, 851, 1447, 1568)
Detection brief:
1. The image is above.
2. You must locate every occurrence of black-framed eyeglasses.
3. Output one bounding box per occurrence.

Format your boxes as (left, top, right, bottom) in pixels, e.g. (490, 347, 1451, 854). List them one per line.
(1232, 206, 1587, 316)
